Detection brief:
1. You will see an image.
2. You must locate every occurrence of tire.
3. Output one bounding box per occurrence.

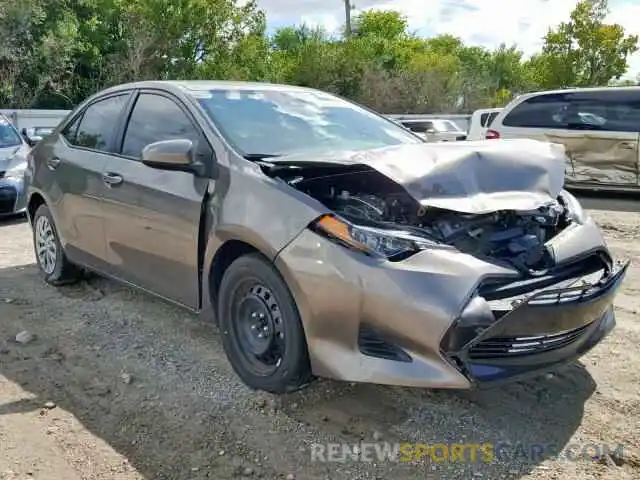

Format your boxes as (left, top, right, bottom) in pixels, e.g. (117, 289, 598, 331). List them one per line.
(218, 253, 312, 394)
(32, 204, 80, 285)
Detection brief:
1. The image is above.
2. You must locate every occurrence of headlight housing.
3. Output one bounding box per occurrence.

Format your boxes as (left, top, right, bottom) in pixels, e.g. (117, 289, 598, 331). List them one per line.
(5, 159, 27, 182)
(559, 190, 587, 224)
(310, 214, 440, 261)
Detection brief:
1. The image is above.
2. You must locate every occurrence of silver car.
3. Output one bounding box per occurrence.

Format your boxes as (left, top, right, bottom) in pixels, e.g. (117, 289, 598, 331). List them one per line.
(400, 118, 467, 142)
(0, 114, 29, 217)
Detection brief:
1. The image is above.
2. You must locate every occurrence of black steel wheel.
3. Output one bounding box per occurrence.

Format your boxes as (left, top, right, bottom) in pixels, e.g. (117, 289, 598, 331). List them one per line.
(218, 253, 311, 393)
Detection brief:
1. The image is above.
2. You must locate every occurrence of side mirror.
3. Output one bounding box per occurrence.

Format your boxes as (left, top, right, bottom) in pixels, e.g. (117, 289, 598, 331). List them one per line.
(426, 128, 436, 134)
(142, 138, 206, 175)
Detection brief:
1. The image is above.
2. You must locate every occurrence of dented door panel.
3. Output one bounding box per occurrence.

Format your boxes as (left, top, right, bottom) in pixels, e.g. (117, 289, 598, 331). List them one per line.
(544, 131, 640, 186)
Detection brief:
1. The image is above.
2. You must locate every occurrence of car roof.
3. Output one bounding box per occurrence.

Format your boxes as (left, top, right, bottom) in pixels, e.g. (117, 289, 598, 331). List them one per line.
(98, 80, 320, 96)
(473, 108, 502, 114)
(514, 85, 640, 102)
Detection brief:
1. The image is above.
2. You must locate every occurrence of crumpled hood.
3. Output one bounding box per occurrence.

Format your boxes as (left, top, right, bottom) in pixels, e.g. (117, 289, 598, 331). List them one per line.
(270, 139, 566, 214)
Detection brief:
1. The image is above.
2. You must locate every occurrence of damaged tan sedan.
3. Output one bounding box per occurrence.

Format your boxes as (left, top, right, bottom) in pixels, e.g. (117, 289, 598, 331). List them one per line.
(25, 81, 628, 393)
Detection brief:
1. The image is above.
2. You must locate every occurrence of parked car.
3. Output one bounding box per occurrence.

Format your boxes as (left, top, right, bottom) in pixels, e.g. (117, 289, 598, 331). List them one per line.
(486, 87, 640, 191)
(467, 107, 501, 140)
(0, 109, 70, 136)
(399, 118, 467, 142)
(0, 113, 29, 217)
(21, 126, 55, 146)
(25, 81, 628, 393)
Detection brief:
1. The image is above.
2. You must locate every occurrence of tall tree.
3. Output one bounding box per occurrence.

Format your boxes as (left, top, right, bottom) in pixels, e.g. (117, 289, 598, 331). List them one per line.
(351, 10, 408, 40)
(534, 0, 638, 88)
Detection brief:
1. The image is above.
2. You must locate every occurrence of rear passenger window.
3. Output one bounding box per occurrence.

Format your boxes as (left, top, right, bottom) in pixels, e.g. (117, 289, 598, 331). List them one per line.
(502, 91, 640, 132)
(502, 94, 566, 129)
(71, 95, 129, 151)
(480, 113, 489, 126)
(121, 93, 200, 159)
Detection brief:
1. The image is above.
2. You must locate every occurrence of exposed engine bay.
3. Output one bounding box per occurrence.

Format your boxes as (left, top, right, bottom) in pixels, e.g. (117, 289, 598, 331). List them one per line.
(259, 162, 572, 273)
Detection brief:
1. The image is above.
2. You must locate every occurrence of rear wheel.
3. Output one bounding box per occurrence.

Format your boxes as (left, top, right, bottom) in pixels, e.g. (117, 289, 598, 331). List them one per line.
(32, 204, 80, 285)
(218, 253, 312, 393)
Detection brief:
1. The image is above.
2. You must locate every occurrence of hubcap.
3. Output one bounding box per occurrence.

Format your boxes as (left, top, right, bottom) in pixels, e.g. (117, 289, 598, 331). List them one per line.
(233, 283, 285, 374)
(35, 216, 57, 274)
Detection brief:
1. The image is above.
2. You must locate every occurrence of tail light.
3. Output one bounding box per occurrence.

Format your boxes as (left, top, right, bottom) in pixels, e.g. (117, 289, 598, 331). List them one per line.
(485, 129, 500, 139)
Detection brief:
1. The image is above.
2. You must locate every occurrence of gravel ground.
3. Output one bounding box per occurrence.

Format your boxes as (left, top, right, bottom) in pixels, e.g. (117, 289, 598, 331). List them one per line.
(0, 195, 639, 480)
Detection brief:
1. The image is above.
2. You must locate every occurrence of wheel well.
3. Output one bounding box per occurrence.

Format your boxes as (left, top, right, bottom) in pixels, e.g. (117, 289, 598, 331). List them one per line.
(27, 193, 45, 222)
(209, 240, 260, 304)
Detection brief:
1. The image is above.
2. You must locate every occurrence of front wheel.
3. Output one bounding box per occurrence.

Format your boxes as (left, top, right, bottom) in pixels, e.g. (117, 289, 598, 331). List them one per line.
(218, 253, 312, 394)
(32, 204, 80, 285)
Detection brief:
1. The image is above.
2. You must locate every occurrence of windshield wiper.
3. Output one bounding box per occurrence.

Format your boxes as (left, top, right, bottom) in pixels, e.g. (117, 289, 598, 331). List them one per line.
(243, 153, 282, 161)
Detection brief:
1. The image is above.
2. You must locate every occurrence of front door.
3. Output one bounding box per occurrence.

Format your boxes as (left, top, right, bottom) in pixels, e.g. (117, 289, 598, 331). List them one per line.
(101, 91, 212, 309)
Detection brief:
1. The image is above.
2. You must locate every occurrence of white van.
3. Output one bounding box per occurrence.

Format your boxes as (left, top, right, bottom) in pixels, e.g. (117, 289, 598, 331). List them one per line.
(487, 87, 640, 190)
(467, 108, 501, 140)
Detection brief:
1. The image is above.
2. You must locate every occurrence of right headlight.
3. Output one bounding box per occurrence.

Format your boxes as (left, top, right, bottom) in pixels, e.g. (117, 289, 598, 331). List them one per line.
(4, 159, 27, 182)
(559, 190, 587, 224)
(310, 214, 441, 261)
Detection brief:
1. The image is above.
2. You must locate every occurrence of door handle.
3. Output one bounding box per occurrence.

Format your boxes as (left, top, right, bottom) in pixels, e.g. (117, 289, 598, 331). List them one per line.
(46, 157, 61, 170)
(619, 141, 636, 150)
(102, 172, 123, 186)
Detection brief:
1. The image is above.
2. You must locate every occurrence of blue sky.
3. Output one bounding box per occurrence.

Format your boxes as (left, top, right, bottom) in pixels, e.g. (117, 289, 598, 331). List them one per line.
(257, 0, 640, 79)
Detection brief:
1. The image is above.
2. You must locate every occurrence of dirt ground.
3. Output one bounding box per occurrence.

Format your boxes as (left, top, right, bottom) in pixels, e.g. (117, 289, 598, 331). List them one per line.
(0, 194, 639, 480)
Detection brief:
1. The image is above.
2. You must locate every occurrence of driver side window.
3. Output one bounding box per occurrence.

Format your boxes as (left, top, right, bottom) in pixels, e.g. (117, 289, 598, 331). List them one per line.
(121, 93, 200, 159)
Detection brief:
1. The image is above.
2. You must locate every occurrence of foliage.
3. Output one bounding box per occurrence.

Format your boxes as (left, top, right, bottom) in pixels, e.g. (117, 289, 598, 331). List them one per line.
(0, 0, 637, 112)
(531, 0, 638, 89)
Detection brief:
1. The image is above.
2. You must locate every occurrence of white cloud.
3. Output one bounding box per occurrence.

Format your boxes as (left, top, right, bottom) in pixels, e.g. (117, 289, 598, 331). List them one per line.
(257, 0, 640, 78)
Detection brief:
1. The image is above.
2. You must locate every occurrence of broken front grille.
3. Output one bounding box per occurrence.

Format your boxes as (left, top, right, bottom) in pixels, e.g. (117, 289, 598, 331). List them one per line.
(468, 322, 592, 360)
(477, 251, 610, 302)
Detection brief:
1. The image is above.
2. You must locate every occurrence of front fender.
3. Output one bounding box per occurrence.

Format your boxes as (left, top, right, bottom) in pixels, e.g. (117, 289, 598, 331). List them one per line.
(199, 163, 330, 318)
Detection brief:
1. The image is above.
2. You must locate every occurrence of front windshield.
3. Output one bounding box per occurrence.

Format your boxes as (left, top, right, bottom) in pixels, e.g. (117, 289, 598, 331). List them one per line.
(194, 88, 421, 156)
(433, 120, 462, 132)
(0, 117, 22, 148)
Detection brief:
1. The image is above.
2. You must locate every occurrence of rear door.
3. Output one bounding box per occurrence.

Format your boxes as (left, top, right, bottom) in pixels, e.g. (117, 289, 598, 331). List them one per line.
(101, 90, 212, 309)
(495, 90, 640, 187)
(38, 93, 131, 269)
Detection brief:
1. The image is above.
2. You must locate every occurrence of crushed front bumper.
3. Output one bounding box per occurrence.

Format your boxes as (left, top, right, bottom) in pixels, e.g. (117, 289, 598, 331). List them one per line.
(275, 218, 627, 389)
(442, 260, 629, 386)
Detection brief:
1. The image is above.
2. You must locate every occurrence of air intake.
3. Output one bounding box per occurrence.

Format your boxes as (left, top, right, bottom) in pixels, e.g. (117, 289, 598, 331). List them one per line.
(358, 325, 412, 363)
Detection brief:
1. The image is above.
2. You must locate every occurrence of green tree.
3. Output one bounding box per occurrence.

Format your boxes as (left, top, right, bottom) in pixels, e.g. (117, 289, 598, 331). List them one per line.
(534, 0, 638, 88)
(0, 0, 80, 107)
(2, 1, 639, 113)
(351, 10, 407, 40)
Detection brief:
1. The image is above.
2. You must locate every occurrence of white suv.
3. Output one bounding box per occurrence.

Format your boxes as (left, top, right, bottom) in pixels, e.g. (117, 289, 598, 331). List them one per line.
(486, 87, 640, 190)
(467, 108, 501, 140)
